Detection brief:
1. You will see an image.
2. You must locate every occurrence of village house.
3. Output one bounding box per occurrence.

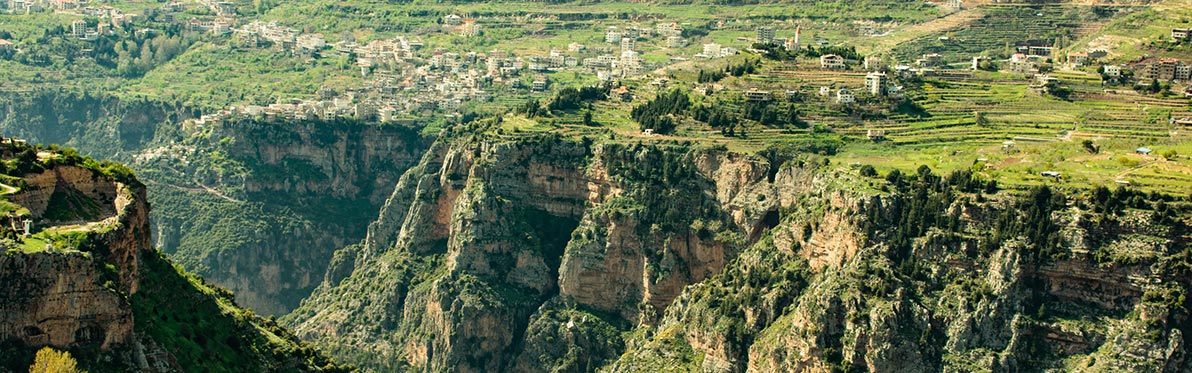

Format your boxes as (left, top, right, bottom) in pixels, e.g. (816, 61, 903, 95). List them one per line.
(51, 0, 78, 10)
(744, 90, 771, 102)
(666, 36, 686, 49)
(1008, 53, 1041, 74)
(1102, 64, 1121, 77)
(459, 19, 481, 37)
(1027, 45, 1052, 57)
(820, 54, 845, 69)
(1178, 63, 1192, 81)
(610, 86, 632, 102)
(835, 88, 855, 104)
(296, 33, 325, 55)
(212, 18, 233, 35)
(918, 53, 943, 67)
(1140, 58, 1189, 81)
(971, 56, 987, 70)
(620, 37, 635, 52)
(1173, 28, 1191, 42)
(756, 26, 775, 44)
(71, 19, 87, 38)
(697, 43, 722, 59)
(1067, 52, 1089, 67)
(866, 129, 886, 141)
(656, 22, 682, 37)
(605, 27, 622, 44)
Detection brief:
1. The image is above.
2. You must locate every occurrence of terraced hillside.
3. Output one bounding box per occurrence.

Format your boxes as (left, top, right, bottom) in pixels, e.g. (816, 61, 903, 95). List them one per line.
(891, 5, 1130, 62)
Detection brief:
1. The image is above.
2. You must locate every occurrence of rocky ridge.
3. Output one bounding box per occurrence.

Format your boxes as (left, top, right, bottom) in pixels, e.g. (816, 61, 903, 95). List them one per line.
(286, 132, 1190, 372)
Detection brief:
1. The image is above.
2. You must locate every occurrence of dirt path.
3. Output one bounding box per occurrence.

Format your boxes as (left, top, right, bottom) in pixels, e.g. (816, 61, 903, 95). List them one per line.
(146, 179, 245, 203)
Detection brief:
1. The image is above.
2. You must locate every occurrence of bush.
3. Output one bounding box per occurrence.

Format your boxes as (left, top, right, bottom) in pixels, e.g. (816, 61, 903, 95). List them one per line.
(29, 347, 84, 373)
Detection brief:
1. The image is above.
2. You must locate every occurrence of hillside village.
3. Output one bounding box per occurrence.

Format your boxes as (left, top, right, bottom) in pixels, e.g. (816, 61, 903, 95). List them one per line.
(2, 0, 1191, 130)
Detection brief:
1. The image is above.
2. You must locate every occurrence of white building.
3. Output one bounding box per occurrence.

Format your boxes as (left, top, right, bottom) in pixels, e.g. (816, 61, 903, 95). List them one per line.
(605, 28, 622, 44)
(757, 26, 775, 44)
(820, 54, 845, 69)
(620, 37, 635, 52)
(1103, 65, 1121, 77)
(864, 72, 887, 96)
(835, 88, 856, 104)
(666, 36, 686, 49)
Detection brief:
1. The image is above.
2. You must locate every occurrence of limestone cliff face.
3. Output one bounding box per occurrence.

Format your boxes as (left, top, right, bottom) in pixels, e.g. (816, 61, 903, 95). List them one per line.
(286, 134, 786, 371)
(288, 134, 1191, 372)
(225, 120, 422, 204)
(0, 251, 135, 350)
(0, 164, 148, 353)
(7, 165, 120, 221)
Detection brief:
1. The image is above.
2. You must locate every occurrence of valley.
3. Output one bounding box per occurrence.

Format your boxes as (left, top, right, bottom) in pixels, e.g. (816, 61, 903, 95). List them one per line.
(1, 0, 1191, 371)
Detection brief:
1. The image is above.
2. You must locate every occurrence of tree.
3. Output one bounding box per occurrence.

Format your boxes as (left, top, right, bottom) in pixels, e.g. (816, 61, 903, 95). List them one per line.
(29, 347, 86, 373)
(974, 111, 988, 127)
(860, 165, 877, 177)
(1082, 139, 1098, 154)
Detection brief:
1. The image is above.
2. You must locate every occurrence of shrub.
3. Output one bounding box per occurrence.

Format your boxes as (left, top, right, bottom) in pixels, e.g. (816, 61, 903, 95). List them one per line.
(29, 347, 85, 373)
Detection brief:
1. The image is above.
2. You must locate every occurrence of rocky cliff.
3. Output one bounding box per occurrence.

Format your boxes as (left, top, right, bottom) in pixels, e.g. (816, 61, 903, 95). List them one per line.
(285, 131, 1191, 372)
(0, 150, 351, 372)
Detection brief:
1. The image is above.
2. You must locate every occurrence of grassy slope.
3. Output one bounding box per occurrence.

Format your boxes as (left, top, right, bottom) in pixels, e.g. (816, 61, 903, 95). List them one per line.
(132, 251, 351, 372)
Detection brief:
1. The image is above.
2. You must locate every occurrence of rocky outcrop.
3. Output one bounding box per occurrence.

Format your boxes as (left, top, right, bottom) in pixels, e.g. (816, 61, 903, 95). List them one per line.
(7, 165, 119, 222)
(0, 164, 147, 353)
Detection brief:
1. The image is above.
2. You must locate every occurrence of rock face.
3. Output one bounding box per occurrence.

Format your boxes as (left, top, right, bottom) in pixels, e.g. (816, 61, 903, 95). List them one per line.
(7, 165, 120, 221)
(0, 163, 147, 352)
(287, 134, 1191, 373)
(0, 251, 134, 350)
(285, 134, 807, 371)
